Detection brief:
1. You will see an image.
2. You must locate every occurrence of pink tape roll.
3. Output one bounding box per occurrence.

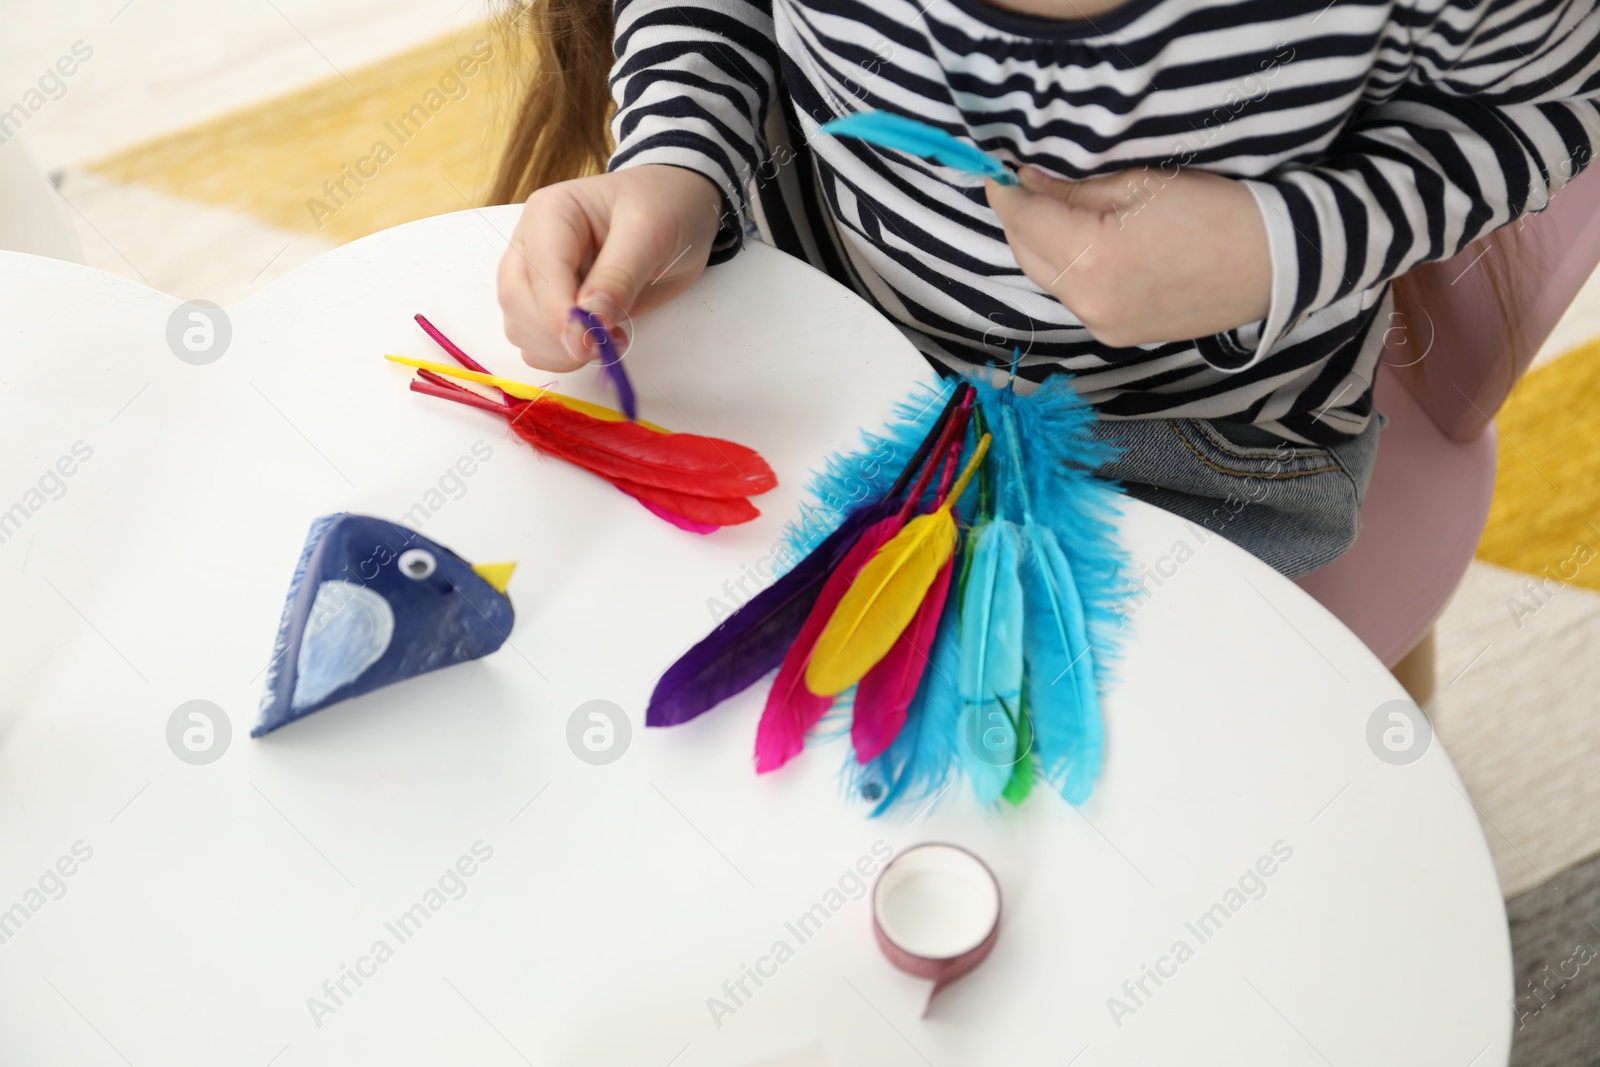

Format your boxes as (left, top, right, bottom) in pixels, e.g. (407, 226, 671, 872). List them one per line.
(871, 843, 1002, 1015)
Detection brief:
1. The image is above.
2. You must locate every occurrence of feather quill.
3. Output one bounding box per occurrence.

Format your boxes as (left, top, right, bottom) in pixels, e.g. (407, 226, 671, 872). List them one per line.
(818, 111, 1019, 186)
(805, 434, 991, 697)
(956, 518, 1024, 804)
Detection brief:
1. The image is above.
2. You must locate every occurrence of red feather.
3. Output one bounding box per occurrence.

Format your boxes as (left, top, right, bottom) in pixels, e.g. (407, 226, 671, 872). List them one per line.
(606, 474, 761, 527)
(406, 376, 772, 527)
(509, 398, 776, 498)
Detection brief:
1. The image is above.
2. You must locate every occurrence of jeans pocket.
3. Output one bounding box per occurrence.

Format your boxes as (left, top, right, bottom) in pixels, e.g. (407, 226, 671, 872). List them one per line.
(1173, 419, 1347, 480)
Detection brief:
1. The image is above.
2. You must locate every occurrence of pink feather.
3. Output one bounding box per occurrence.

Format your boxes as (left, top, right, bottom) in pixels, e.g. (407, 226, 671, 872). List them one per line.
(850, 556, 955, 763)
(632, 496, 719, 534)
(754, 515, 904, 773)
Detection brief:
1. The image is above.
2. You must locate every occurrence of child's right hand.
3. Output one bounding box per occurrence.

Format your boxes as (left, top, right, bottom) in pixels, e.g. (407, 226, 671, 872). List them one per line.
(497, 164, 726, 372)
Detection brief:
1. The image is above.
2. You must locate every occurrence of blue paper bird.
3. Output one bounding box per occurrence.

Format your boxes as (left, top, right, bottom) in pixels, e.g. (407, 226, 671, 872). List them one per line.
(254, 513, 516, 736)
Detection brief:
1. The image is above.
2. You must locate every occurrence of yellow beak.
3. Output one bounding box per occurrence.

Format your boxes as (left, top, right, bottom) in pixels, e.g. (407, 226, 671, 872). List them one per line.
(471, 562, 516, 595)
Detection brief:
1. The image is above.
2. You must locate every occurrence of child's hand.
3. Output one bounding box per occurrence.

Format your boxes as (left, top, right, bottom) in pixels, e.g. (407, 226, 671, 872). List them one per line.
(985, 165, 1273, 348)
(498, 164, 725, 371)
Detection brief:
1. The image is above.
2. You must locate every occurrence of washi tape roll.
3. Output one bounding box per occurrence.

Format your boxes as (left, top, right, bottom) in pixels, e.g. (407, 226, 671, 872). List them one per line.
(871, 843, 1001, 1014)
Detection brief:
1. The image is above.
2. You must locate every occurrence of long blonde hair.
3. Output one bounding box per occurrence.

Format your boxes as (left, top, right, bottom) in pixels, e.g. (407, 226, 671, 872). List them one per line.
(489, 0, 615, 204)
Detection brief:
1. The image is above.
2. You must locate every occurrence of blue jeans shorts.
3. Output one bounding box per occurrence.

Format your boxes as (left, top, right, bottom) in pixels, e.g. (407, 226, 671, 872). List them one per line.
(1091, 414, 1386, 580)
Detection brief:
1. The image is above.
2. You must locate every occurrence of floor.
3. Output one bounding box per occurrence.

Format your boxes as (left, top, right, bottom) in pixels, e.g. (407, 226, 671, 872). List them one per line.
(6, 1, 1600, 1058)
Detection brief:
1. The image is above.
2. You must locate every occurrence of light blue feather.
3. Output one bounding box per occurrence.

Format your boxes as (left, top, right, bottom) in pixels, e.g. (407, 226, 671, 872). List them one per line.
(817, 112, 1019, 186)
(973, 373, 1130, 804)
(1020, 524, 1100, 802)
(957, 519, 1023, 803)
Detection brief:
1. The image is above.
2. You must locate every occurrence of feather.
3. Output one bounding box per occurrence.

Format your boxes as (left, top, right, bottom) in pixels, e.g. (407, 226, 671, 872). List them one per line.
(390, 337, 775, 529)
(632, 498, 718, 534)
(647, 499, 895, 728)
(850, 556, 954, 763)
(817, 111, 1018, 186)
(781, 380, 962, 559)
(397, 358, 775, 527)
(569, 306, 637, 420)
(804, 434, 991, 697)
(854, 592, 965, 815)
(957, 518, 1024, 804)
(509, 398, 775, 498)
(598, 472, 761, 527)
(1019, 521, 1099, 802)
(754, 513, 905, 773)
(989, 384, 1109, 803)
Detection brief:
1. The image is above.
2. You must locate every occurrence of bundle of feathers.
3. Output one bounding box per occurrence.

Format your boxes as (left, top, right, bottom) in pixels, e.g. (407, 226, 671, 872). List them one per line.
(646, 368, 1130, 814)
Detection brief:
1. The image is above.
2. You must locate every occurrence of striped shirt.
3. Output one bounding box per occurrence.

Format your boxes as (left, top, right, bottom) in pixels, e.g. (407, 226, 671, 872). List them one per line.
(608, 0, 1600, 443)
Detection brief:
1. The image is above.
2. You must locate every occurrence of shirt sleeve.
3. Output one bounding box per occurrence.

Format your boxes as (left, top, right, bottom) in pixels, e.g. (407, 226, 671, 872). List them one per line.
(607, 0, 782, 265)
(1222, 0, 1600, 369)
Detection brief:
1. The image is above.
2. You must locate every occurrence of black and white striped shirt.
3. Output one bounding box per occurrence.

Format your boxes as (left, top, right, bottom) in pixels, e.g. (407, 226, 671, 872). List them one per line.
(608, 0, 1600, 443)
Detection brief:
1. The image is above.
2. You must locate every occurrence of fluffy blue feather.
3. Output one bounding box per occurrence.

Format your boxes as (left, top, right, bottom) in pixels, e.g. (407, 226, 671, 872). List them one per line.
(816, 112, 1019, 186)
(957, 519, 1023, 803)
(974, 375, 1129, 803)
(780, 378, 958, 560)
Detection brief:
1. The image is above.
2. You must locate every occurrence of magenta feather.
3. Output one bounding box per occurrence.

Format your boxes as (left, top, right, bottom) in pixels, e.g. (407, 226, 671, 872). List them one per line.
(850, 555, 955, 763)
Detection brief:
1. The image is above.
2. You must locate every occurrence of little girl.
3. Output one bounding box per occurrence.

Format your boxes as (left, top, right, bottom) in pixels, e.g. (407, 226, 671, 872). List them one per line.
(493, 0, 1600, 578)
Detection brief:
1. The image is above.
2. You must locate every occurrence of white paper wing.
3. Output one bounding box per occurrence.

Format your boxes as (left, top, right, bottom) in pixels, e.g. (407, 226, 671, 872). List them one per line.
(291, 579, 395, 710)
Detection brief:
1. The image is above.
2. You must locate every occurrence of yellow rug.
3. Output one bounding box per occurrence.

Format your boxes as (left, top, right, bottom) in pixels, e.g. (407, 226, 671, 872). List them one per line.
(87, 21, 524, 245)
(1477, 338, 1600, 590)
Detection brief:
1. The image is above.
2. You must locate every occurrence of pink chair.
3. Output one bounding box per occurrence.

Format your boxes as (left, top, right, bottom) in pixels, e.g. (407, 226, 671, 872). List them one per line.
(1296, 162, 1600, 702)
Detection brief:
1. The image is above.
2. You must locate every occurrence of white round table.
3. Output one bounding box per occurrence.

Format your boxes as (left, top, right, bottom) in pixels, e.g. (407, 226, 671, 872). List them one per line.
(0, 209, 1511, 1067)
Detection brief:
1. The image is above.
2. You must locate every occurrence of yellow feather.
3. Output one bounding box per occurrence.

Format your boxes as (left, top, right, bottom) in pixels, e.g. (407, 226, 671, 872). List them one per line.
(805, 434, 991, 696)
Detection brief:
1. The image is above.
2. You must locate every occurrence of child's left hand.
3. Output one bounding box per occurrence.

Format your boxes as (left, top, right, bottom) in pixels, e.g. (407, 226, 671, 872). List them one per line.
(985, 164, 1273, 348)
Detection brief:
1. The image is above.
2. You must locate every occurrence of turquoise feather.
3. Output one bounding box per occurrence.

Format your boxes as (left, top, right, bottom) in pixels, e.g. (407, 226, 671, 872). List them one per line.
(957, 519, 1024, 803)
(1020, 521, 1100, 802)
(817, 111, 1019, 186)
(976, 374, 1126, 804)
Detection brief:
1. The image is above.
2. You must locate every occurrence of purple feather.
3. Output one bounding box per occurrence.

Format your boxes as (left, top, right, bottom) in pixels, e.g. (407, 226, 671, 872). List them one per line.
(646, 499, 894, 727)
(569, 306, 637, 420)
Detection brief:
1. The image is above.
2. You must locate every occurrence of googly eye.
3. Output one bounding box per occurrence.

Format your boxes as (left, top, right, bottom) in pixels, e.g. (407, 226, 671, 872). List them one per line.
(398, 549, 437, 580)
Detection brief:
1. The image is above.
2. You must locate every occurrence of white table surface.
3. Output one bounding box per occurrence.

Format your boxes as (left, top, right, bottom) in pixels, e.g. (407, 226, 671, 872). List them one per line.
(0, 208, 1512, 1067)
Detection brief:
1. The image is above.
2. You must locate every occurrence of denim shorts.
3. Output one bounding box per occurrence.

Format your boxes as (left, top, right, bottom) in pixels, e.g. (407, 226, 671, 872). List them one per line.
(1090, 414, 1386, 580)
